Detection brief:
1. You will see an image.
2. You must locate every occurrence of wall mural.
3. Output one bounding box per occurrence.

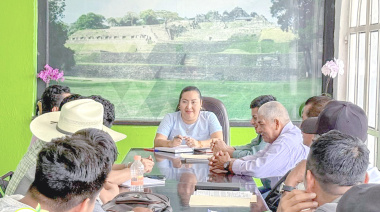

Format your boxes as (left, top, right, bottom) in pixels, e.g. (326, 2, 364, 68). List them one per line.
(43, 0, 324, 120)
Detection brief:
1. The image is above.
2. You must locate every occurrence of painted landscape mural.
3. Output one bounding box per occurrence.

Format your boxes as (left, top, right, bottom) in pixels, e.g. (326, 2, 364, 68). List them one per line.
(42, 0, 324, 120)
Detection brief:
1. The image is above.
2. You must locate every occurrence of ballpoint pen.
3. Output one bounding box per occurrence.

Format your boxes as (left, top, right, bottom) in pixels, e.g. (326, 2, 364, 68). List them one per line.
(143, 148, 160, 152)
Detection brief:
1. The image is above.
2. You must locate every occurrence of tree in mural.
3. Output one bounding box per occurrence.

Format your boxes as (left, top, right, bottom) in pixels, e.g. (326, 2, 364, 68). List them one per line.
(48, 0, 75, 71)
(155, 10, 181, 22)
(71, 12, 109, 32)
(140, 9, 159, 25)
(107, 17, 119, 27)
(270, 0, 323, 77)
(120, 12, 139, 26)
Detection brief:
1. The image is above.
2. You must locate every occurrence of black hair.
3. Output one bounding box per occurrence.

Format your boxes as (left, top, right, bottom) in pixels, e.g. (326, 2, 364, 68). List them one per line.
(87, 95, 115, 127)
(31, 128, 117, 212)
(306, 130, 369, 194)
(250, 95, 277, 109)
(176, 86, 202, 111)
(304, 95, 332, 118)
(59, 94, 115, 127)
(58, 94, 84, 110)
(41, 85, 70, 114)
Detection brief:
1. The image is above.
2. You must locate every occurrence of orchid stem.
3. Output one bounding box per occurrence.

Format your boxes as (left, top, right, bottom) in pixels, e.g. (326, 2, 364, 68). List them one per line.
(325, 77, 331, 94)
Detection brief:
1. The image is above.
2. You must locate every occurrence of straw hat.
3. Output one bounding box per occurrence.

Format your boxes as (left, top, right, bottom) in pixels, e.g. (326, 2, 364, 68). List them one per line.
(30, 99, 126, 142)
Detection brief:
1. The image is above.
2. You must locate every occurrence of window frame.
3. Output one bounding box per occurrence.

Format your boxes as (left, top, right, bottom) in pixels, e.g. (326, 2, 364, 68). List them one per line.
(338, 0, 380, 167)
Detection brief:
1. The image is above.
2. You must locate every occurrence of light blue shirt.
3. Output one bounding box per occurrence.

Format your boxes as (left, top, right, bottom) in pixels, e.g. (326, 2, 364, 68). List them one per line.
(232, 121, 309, 178)
(156, 111, 222, 144)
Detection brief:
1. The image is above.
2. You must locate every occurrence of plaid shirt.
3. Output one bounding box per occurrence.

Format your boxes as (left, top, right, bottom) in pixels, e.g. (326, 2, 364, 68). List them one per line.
(5, 139, 45, 196)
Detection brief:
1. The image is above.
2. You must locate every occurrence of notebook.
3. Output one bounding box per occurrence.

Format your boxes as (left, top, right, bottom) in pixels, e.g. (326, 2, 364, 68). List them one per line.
(189, 190, 256, 207)
(121, 177, 165, 187)
(155, 145, 194, 153)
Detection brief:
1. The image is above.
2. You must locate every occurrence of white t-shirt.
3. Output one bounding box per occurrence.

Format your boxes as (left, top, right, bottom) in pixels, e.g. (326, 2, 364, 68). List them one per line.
(0, 195, 33, 212)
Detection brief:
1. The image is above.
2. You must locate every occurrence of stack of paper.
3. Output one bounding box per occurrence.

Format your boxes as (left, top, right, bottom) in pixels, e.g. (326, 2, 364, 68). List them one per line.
(155, 145, 194, 153)
(154, 151, 181, 159)
(189, 190, 256, 207)
(180, 154, 212, 160)
(180, 153, 212, 163)
(194, 148, 213, 153)
(122, 177, 165, 187)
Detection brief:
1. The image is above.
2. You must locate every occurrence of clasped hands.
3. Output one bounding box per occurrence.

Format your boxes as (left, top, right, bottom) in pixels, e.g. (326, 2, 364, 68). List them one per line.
(208, 138, 234, 173)
(141, 155, 154, 173)
(170, 135, 200, 148)
(210, 138, 228, 152)
(208, 150, 234, 173)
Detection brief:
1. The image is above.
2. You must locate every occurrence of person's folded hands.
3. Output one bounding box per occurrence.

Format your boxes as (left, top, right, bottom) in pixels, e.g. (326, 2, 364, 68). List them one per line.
(170, 135, 183, 147)
(141, 155, 154, 173)
(210, 138, 227, 153)
(209, 151, 230, 172)
(184, 136, 199, 148)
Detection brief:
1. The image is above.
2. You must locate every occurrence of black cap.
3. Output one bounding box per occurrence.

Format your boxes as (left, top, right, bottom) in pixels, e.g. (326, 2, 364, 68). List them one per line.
(337, 184, 380, 212)
(301, 100, 368, 142)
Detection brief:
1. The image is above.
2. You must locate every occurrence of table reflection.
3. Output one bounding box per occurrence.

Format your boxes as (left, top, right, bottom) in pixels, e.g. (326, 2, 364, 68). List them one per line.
(123, 149, 270, 212)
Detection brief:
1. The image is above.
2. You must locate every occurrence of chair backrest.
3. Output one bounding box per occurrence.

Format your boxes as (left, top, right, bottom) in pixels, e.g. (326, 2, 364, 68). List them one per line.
(0, 171, 13, 198)
(202, 97, 230, 145)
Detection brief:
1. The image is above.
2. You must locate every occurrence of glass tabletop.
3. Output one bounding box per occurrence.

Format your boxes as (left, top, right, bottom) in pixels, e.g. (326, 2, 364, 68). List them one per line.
(122, 148, 271, 212)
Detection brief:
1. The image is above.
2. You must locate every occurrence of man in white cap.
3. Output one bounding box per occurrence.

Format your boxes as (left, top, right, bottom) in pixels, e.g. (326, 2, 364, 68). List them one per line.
(6, 99, 153, 197)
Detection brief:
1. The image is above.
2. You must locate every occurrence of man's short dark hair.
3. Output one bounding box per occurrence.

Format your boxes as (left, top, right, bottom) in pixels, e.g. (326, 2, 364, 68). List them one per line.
(41, 85, 70, 113)
(250, 95, 277, 109)
(59, 94, 84, 110)
(87, 95, 115, 127)
(306, 130, 369, 194)
(60, 94, 115, 127)
(304, 95, 332, 118)
(30, 128, 117, 211)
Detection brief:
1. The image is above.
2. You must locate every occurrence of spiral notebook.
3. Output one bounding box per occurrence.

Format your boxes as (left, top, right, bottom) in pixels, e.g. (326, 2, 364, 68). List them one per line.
(154, 145, 194, 153)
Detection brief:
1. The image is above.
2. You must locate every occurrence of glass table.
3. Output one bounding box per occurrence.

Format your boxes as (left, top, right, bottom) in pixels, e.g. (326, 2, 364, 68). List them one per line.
(122, 148, 271, 212)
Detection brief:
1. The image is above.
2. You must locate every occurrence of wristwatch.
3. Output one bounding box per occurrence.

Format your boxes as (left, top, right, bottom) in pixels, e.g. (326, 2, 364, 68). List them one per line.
(279, 182, 295, 194)
(223, 161, 231, 171)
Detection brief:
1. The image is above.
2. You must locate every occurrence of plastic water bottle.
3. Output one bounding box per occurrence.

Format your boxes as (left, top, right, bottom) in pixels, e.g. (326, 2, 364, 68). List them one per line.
(130, 155, 144, 192)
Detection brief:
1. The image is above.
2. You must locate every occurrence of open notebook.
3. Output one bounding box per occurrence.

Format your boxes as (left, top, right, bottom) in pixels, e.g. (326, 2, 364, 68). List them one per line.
(155, 145, 194, 153)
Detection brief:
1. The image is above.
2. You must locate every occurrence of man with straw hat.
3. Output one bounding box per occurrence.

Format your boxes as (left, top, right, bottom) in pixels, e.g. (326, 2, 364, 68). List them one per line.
(6, 99, 153, 197)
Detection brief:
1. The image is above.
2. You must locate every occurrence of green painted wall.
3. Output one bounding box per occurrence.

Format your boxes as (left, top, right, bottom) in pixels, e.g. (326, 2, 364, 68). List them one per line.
(0, 0, 257, 175)
(0, 0, 37, 175)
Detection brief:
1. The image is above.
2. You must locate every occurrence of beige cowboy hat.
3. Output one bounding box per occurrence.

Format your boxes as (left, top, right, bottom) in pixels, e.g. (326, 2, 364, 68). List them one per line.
(30, 99, 126, 142)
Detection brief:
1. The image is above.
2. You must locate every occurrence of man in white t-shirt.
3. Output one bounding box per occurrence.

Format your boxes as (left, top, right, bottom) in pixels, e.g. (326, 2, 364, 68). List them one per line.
(0, 128, 117, 212)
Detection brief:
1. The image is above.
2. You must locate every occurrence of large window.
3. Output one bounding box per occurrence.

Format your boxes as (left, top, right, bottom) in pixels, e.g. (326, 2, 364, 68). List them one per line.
(38, 0, 327, 122)
(340, 0, 380, 166)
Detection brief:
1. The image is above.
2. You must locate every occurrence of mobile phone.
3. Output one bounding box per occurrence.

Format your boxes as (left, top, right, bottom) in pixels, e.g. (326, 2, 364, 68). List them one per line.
(145, 175, 166, 180)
